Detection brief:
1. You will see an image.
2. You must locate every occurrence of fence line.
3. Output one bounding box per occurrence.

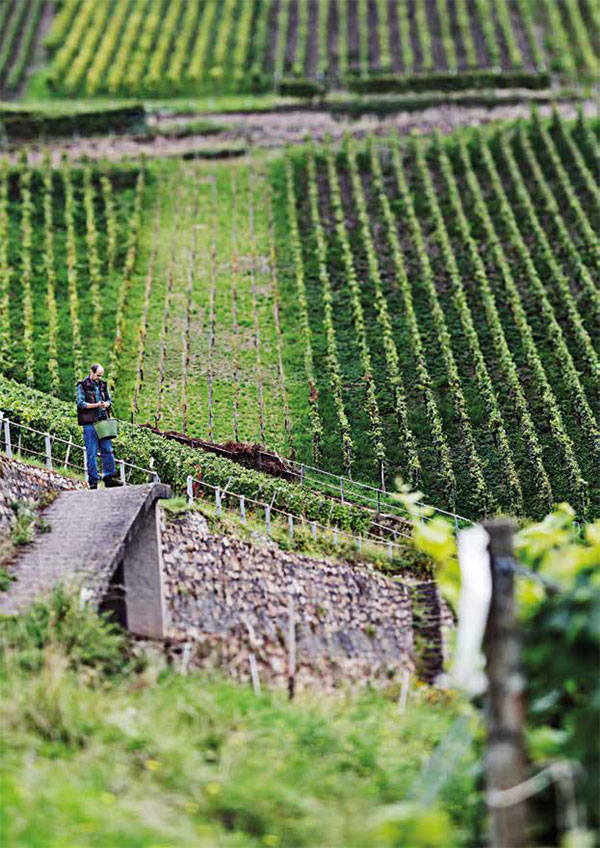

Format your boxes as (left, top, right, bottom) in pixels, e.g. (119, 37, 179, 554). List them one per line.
(187, 474, 426, 565)
(0, 414, 158, 484)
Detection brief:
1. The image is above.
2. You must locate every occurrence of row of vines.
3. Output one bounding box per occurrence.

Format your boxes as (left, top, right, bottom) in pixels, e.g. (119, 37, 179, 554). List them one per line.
(0, 152, 144, 399)
(39, 0, 598, 98)
(274, 111, 599, 520)
(0, 0, 47, 96)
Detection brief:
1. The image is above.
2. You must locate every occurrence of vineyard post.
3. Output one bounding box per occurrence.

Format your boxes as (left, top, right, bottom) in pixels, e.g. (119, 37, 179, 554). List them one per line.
(4, 418, 11, 459)
(483, 518, 529, 848)
(44, 433, 52, 470)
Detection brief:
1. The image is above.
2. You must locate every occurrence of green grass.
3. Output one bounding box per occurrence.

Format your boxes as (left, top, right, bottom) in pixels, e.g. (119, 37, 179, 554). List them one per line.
(0, 590, 482, 847)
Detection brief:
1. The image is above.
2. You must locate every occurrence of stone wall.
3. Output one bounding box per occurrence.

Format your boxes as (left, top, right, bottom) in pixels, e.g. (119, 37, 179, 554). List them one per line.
(161, 509, 425, 692)
(0, 456, 83, 539)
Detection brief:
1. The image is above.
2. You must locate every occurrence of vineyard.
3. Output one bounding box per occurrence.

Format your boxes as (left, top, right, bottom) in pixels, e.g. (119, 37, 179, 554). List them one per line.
(2, 0, 594, 99)
(1, 110, 598, 520)
(0, 0, 48, 97)
(275, 110, 600, 518)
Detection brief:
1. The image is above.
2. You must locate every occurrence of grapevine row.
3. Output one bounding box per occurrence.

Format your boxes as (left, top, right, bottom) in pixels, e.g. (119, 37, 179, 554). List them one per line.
(408, 140, 491, 512)
(306, 143, 354, 475)
(438, 138, 553, 508)
(324, 139, 386, 477)
(285, 151, 323, 462)
(497, 128, 599, 379)
(346, 136, 421, 485)
(0, 158, 11, 372)
(62, 155, 84, 381)
(514, 123, 600, 324)
(42, 154, 60, 395)
(423, 135, 522, 512)
(481, 134, 600, 456)
(462, 137, 587, 508)
(370, 140, 454, 497)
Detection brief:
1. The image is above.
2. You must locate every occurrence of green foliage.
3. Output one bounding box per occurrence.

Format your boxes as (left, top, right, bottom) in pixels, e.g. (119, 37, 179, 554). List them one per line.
(517, 508, 600, 827)
(0, 585, 141, 679)
(0, 376, 371, 535)
(0, 589, 479, 846)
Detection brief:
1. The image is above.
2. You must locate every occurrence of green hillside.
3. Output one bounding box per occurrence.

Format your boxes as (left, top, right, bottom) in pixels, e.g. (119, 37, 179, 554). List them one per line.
(1, 112, 598, 519)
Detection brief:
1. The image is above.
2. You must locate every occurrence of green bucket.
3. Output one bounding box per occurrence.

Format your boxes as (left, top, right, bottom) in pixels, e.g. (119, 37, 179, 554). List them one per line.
(93, 418, 119, 440)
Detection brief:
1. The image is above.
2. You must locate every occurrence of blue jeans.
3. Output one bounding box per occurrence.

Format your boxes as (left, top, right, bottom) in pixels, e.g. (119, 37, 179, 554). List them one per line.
(83, 424, 116, 484)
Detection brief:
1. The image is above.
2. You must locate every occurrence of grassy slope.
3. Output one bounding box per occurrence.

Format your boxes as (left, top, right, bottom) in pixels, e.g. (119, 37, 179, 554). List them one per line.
(119, 155, 289, 451)
(0, 591, 481, 848)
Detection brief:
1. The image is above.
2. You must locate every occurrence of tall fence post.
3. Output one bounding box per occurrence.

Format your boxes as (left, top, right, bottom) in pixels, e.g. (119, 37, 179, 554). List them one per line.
(186, 475, 194, 504)
(240, 495, 246, 524)
(265, 505, 271, 536)
(288, 513, 294, 540)
(45, 433, 53, 470)
(4, 418, 12, 459)
(483, 518, 529, 848)
(215, 486, 221, 517)
(119, 458, 126, 485)
(64, 435, 73, 469)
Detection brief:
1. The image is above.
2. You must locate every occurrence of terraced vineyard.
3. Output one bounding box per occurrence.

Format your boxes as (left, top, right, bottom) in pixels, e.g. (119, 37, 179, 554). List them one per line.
(275, 111, 600, 518)
(0, 0, 49, 96)
(29, 0, 600, 97)
(1, 112, 598, 519)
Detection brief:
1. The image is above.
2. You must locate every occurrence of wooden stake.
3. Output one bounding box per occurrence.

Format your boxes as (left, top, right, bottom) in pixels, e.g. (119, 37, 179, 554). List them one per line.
(483, 518, 529, 848)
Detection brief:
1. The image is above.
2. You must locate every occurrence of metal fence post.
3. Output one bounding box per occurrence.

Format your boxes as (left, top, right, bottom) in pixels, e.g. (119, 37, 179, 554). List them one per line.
(333, 527, 338, 545)
(288, 514, 294, 540)
(265, 505, 271, 536)
(186, 475, 194, 504)
(119, 459, 126, 485)
(45, 433, 53, 470)
(357, 536, 362, 552)
(300, 464, 305, 486)
(4, 418, 11, 459)
(311, 521, 317, 541)
(64, 435, 72, 469)
(215, 486, 221, 517)
(240, 495, 246, 524)
(387, 540, 393, 560)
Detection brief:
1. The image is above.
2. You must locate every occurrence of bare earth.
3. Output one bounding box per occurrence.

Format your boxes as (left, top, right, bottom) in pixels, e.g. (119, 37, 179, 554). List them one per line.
(11, 98, 598, 165)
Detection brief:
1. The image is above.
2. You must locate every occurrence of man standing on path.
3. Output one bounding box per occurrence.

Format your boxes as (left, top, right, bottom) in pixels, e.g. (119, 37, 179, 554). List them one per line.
(76, 363, 123, 490)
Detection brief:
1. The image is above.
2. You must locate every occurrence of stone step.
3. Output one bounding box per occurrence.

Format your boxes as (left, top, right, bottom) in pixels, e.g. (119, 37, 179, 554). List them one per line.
(0, 482, 171, 638)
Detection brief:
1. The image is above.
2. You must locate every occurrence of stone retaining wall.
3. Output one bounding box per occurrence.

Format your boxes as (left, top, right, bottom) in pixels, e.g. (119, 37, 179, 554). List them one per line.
(161, 509, 421, 692)
(0, 456, 83, 539)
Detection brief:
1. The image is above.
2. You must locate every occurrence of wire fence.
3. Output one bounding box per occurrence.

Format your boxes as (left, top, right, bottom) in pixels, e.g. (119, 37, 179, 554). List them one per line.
(186, 474, 426, 565)
(0, 414, 159, 486)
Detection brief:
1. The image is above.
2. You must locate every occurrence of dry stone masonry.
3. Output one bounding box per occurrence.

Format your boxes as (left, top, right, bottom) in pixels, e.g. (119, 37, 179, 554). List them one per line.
(161, 509, 432, 691)
(0, 455, 83, 537)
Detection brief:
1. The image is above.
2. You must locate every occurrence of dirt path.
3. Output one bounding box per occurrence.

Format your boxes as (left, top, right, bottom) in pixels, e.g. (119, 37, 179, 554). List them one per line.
(9, 97, 597, 164)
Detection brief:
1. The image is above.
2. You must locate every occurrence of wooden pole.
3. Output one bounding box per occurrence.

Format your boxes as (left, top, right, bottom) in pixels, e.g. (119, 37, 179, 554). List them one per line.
(483, 518, 529, 848)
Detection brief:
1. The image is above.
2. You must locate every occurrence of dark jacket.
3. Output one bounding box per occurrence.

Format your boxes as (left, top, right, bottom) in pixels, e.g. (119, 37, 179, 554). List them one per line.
(76, 376, 111, 426)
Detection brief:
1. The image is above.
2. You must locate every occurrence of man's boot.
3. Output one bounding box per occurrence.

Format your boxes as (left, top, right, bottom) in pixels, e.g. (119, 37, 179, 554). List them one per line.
(88, 480, 98, 490)
(103, 473, 123, 488)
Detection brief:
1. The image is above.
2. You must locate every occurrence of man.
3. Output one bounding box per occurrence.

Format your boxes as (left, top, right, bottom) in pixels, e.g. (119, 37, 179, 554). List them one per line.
(76, 363, 122, 490)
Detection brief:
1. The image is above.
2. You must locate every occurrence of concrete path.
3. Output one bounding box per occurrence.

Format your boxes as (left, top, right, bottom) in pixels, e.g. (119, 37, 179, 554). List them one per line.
(0, 483, 170, 636)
